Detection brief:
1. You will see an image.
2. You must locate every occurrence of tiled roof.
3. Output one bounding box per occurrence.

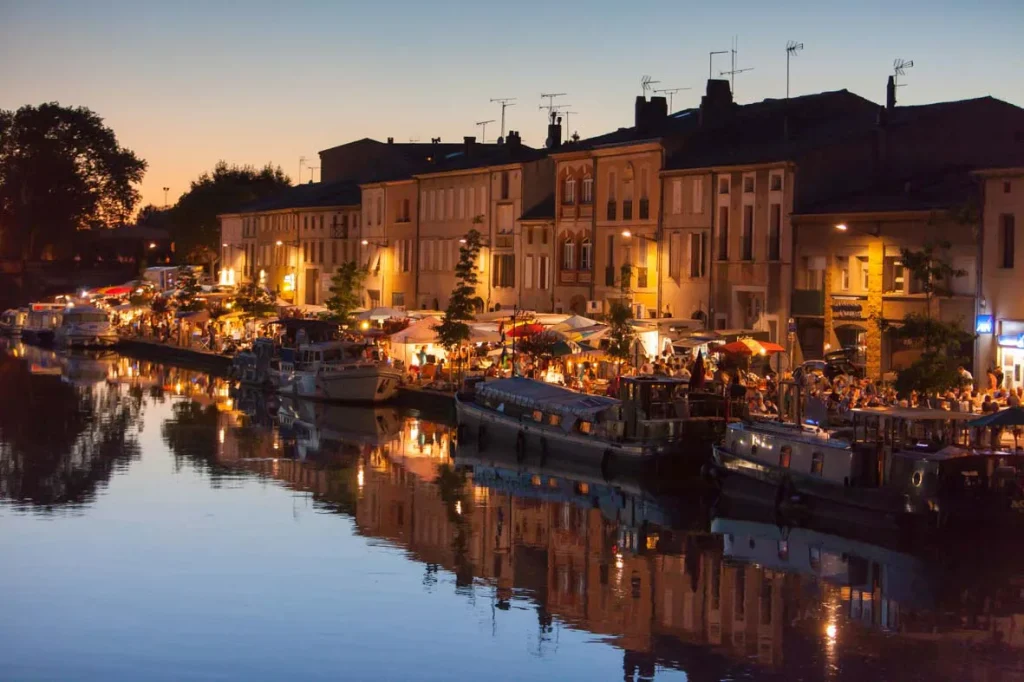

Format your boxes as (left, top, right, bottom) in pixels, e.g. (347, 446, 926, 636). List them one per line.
(520, 193, 555, 221)
(232, 180, 361, 213)
(414, 143, 544, 176)
(796, 166, 979, 215)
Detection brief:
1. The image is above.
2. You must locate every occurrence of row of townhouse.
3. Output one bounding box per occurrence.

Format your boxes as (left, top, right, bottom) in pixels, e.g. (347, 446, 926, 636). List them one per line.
(220, 77, 1024, 380)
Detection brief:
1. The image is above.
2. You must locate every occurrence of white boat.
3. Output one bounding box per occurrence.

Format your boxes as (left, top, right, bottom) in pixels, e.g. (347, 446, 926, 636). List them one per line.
(0, 308, 28, 336)
(53, 306, 118, 348)
(20, 303, 66, 346)
(275, 341, 402, 403)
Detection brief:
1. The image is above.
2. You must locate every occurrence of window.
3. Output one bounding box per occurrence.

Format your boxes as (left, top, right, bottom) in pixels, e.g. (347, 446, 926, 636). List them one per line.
(582, 177, 593, 204)
(563, 176, 576, 204)
(420, 192, 427, 219)
(607, 234, 615, 269)
(1004, 180, 1012, 194)
(768, 204, 781, 260)
(669, 232, 682, 279)
(640, 167, 649, 200)
(884, 256, 905, 292)
(318, 240, 324, 264)
(375, 198, 382, 225)
(580, 238, 593, 271)
(541, 228, 548, 245)
(689, 232, 707, 278)
(741, 205, 753, 261)
(718, 177, 729, 195)
(717, 206, 729, 260)
(479, 185, 486, 215)
(457, 188, 465, 219)
(692, 177, 704, 214)
(637, 236, 648, 269)
(303, 241, 309, 263)
(303, 216, 308, 231)
(525, 255, 534, 288)
(672, 179, 682, 215)
(526, 227, 534, 245)
(392, 292, 405, 307)
(538, 256, 550, 289)
(467, 187, 475, 217)
(743, 176, 754, 193)
(770, 173, 783, 192)
(779, 446, 792, 469)
(429, 191, 436, 220)
(402, 198, 410, 222)
(562, 237, 575, 270)
(811, 451, 824, 475)
(838, 256, 850, 290)
(492, 254, 515, 288)
(319, 215, 324, 231)
(608, 170, 617, 200)
(859, 256, 870, 290)
(1000, 214, 1016, 269)
(331, 241, 337, 264)
(446, 188, 454, 218)
(500, 171, 510, 200)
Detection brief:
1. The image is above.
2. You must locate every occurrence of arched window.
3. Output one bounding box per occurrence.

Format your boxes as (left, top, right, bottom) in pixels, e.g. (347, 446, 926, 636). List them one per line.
(562, 237, 575, 270)
(581, 176, 594, 204)
(580, 238, 593, 271)
(563, 176, 576, 204)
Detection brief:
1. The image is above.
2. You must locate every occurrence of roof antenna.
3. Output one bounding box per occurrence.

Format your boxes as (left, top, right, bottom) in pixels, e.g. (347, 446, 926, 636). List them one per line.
(893, 57, 914, 89)
(709, 50, 728, 79)
(785, 40, 804, 100)
(539, 92, 567, 119)
(654, 87, 692, 113)
(721, 36, 754, 96)
(562, 110, 578, 137)
(475, 120, 495, 143)
(490, 97, 517, 142)
(640, 75, 660, 96)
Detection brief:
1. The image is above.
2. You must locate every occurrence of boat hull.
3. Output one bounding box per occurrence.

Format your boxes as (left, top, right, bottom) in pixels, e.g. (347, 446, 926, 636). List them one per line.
(278, 366, 402, 403)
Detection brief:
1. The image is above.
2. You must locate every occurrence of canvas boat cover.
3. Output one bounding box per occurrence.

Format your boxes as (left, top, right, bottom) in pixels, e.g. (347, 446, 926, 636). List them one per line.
(476, 377, 619, 420)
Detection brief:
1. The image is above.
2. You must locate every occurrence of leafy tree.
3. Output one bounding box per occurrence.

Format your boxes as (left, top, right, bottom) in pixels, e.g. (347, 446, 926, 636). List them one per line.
(606, 300, 637, 369)
(517, 331, 560, 358)
(898, 241, 966, 319)
(325, 261, 369, 324)
(0, 103, 146, 260)
(233, 281, 275, 318)
(136, 204, 171, 228)
(170, 161, 290, 266)
(173, 265, 204, 312)
(435, 227, 482, 355)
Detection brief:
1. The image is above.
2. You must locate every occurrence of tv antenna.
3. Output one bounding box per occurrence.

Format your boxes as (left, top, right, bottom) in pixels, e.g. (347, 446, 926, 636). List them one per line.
(298, 156, 306, 186)
(654, 87, 691, 112)
(475, 120, 495, 143)
(640, 75, 660, 95)
(709, 50, 729, 79)
(785, 40, 804, 99)
(307, 165, 319, 183)
(490, 97, 517, 141)
(539, 92, 566, 118)
(720, 36, 754, 95)
(562, 111, 578, 137)
(893, 58, 914, 88)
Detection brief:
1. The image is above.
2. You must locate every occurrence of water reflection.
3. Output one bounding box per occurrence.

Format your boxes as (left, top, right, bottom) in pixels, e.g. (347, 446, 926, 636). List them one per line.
(2, 344, 1024, 680)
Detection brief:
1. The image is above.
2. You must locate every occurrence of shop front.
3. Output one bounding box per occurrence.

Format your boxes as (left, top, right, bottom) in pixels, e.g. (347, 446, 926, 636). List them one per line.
(997, 320, 1024, 391)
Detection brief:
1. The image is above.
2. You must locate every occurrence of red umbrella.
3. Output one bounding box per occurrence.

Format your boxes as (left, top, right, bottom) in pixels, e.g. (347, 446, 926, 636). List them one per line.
(507, 323, 544, 338)
(759, 340, 786, 354)
(718, 340, 756, 355)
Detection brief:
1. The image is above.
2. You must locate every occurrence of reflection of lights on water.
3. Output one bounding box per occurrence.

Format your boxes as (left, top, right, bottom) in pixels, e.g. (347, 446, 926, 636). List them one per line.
(357, 466, 365, 489)
(455, 500, 462, 515)
(826, 624, 837, 640)
(615, 553, 624, 570)
(218, 428, 225, 445)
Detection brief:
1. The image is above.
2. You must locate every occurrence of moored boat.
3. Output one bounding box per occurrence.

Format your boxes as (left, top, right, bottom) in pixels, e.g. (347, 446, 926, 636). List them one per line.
(275, 341, 402, 403)
(455, 375, 723, 477)
(53, 305, 118, 348)
(20, 302, 66, 347)
(712, 406, 1024, 528)
(0, 308, 28, 336)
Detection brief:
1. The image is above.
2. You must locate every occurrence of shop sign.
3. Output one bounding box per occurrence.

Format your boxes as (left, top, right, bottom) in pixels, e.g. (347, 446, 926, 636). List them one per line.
(998, 333, 1024, 349)
(976, 315, 994, 334)
(831, 298, 863, 320)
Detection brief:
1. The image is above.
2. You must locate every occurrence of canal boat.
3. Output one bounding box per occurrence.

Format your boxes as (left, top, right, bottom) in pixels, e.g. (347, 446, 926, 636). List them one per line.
(455, 375, 723, 476)
(712, 406, 1024, 528)
(0, 308, 28, 336)
(53, 306, 118, 348)
(20, 302, 67, 347)
(274, 341, 402, 403)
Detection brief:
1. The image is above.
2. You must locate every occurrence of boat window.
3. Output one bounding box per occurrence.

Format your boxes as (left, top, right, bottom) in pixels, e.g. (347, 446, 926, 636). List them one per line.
(575, 482, 590, 495)
(547, 414, 561, 427)
(530, 475, 541, 486)
(750, 444, 758, 457)
(533, 410, 543, 423)
(779, 446, 792, 469)
(579, 421, 593, 435)
(811, 452, 824, 475)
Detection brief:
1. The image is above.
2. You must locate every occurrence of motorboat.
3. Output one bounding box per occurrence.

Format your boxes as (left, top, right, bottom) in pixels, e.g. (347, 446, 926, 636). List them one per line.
(20, 302, 66, 347)
(0, 308, 28, 336)
(455, 375, 723, 476)
(53, 306, 118, 348)
(275, 341, 402, 403)
(712, 406, 1024, 528)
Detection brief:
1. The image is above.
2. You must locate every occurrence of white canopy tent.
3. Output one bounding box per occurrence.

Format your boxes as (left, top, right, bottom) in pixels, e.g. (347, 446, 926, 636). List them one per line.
(390, 316, 445, 366)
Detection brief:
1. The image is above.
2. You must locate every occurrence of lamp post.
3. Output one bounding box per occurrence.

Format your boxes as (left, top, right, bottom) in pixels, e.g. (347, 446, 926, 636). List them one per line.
(275, 238, 300, 302)
(361, 238, 389, 308)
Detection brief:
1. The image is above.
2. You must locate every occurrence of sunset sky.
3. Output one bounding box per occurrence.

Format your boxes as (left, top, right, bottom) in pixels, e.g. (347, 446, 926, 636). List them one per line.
(3, 0, 1022, 212)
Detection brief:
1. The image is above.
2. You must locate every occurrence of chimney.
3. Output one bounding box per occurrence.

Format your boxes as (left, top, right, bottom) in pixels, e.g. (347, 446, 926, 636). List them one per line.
(635, 95, 670, 132)
(387, 137, 394, 144)
(635, 95, 647, 128)
(546, 116, 562, 149)
(507, 130, 522, 151)
(463, 135, 476, 156)
(886, 75, 896, 111)
(699, 79, 734, 126)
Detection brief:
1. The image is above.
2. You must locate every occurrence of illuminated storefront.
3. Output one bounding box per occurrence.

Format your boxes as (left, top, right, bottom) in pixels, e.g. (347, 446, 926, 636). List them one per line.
(997, 320, 1024, 390)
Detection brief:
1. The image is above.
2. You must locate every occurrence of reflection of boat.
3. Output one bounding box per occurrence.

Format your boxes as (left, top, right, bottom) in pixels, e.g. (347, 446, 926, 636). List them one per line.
(53, 306, 118, 348)
(456, 376, 716, 476)
(60, 351, 116, 385)
(21, 302, 65, 347)
(713, 407, 1024, 528)
(0, 308, 28, 336)
(277, 398, 402, 453)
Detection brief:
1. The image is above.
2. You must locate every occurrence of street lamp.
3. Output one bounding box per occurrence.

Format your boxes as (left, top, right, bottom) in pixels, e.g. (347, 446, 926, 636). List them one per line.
(360, 239, 389, 307)
(621, 230, 632, 238)
(833, 222, 880, 237)
(274, 238, 300, 301)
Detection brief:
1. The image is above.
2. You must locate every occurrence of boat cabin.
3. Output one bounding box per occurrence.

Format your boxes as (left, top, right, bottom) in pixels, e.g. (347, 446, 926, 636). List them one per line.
(474, 377, 623, 440)
(290, 341, 372, 371)
(25, 303, 66, 331)
(618, 376, 706, 441)
(61, 307, 109, 326)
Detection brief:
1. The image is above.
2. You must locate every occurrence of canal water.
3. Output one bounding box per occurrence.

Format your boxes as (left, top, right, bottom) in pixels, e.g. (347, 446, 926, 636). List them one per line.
(1, 342, 1023, 681)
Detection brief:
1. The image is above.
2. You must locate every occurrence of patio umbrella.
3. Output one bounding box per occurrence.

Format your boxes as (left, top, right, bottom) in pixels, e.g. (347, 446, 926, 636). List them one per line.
(506, 323, 545, 338)
(551, 314, 598, 331)
(968, 407, 1024, 428)
(550, 340, 580, 357)
(718, 338, 785, 356)
(356, 307, 407, 321)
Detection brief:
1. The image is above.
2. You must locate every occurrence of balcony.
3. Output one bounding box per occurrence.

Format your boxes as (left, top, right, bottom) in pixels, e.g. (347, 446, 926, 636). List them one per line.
(639, 198, 649, 220)
(622, 200, 633, 220)
(791, 289, 825, 317)
(606, 201, 617, 221)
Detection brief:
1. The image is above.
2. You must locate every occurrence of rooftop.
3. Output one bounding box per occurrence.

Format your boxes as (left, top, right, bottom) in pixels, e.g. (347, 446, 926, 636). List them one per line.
(232, 180, 361, 213)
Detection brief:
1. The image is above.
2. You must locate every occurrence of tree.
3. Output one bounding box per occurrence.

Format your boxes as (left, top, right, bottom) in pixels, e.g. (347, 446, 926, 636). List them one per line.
(174, 265, 204, 312)
(898, 241, 966, 319)
(136, 204, 171, 228)
(517, 331, 559, 358)
(325, 261, 368, 324)
(605, 300, 637, 370)
(435, 228, 482, 357)
(170, 161, 290, 266)
(233, 281, 275, 318)
(0, 103, 146, 260)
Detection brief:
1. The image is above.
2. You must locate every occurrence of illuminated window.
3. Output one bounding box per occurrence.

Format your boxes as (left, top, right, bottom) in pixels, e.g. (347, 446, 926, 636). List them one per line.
(779, 446, 792, 469)
(811, 451, 824, 475)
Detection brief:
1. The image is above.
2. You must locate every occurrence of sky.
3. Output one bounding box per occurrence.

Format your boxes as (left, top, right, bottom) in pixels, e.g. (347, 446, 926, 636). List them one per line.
(3, 0, 1023, 212)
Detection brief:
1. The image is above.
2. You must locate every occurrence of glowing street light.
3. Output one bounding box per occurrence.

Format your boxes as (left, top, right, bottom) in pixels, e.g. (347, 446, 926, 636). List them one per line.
(275, 240, 284, 246)
(834, 223, 848, 232)
(621, 230, 632, 238)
